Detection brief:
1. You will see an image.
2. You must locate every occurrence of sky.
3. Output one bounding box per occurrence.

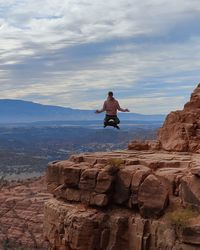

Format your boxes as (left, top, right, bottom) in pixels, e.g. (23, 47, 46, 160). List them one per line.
(0, 0, 200, 114)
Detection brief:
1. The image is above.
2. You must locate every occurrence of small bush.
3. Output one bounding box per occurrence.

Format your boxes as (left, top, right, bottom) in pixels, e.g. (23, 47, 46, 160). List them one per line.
(108, 158, 124, 167)
(167, 207, 199, 228)
(106, 158, 124, 175)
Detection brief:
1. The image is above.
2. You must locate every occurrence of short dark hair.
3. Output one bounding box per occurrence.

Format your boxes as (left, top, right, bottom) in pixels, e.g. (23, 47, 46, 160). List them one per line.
(108, 91, 113, 96)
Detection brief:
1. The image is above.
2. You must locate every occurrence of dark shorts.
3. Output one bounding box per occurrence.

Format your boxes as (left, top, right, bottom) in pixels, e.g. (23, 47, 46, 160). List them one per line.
(104, 115, 120, 125)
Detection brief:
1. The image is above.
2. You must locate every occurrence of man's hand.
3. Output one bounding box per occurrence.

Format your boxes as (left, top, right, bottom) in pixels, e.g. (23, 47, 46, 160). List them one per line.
(95, 110, 100, 114)
(125, 109, 130, 112)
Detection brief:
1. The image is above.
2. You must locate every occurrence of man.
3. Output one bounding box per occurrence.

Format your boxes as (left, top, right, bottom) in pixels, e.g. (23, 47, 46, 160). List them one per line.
(95, 91, 130, 129)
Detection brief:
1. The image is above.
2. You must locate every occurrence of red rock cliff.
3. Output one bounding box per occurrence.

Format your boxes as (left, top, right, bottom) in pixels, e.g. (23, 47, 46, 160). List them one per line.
(159, 83, 200, 152)
(44, 84, 200, 250)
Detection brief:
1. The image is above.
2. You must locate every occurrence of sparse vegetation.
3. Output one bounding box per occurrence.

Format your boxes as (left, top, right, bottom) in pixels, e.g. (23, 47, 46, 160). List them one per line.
(106, 158, 125, 175)
(166, 207, 199, 228)
(108, 158, 124, 167)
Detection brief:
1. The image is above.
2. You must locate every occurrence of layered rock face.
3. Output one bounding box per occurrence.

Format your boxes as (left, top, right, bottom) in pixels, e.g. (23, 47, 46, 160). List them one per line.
(44, 150, 200, 250)
(0, 177, 51, 249)
(44, 84, 200, 250)
(158, 83, 200, 152)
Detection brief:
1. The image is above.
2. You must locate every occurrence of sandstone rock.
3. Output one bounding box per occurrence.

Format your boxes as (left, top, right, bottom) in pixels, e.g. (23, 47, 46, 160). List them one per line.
(159, 84, 200, 153)
(184, 83, 200, 110)
(79, 169, 99, 191)
(66, 188, 81, 202)
(149, 221, 176, 250)
(128, 140, 161, 151)
(100, 228, 110, 249)
(155, 167, 186, 195)
(191, 166, 200, 177)
(181, 175, 200, 209)
(90, 193, 108, 206)
(180, 244, 200, 250)
(129, 166, 151, 207)
(182, 225, 200, 245)
(97, 157, 111, 164)
(46, 162, 62, 184)
(114, 165, 136, 204)
(128, 140, 149, 150)
(44, 199, 133, 250)
(54, 184, 67, 198)
(138, 174, 169, 218)
(95, 170, 114, 193)
(128, 216, 150, 250)
(106, 212, 130, 250)
(47, 160, 80, 193)
(60, 165, 81, 187)
(47, 182, 59, 194)
(44, 144, 200, 249)
(80, 190, 91, 204)
(0, 177, 51, 249)
(131, 166, 151, 192)
(125, 158, 140, 165)
(69, 154, 84, 163)
(82, 155, 97, 165)
(147, 140, 161, 150)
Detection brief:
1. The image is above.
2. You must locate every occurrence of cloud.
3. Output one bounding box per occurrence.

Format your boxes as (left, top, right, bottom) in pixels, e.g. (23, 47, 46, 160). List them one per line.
(0, 0, 200, 114)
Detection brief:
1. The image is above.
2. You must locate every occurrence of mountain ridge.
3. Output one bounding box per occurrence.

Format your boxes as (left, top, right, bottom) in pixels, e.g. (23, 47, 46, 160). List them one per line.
(0, 99, 165, 123)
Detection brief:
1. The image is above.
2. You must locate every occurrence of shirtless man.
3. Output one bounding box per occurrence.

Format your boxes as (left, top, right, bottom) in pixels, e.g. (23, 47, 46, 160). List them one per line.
(95, 91, 130, 129)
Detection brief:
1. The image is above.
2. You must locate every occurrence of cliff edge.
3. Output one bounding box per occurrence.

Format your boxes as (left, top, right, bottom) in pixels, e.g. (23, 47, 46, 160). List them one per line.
(159, 83, 200, 152)
(44, 84, 200, 250)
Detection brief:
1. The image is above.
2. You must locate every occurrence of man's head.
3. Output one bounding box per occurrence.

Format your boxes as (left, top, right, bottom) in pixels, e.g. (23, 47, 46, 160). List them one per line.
(108, 91, 113, 98)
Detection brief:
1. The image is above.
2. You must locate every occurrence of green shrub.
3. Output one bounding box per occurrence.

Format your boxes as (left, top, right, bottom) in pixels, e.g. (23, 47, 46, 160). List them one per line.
(108, 158, 124, 167)
(106, 158, 124, 175)
(167, 207, 199, 228)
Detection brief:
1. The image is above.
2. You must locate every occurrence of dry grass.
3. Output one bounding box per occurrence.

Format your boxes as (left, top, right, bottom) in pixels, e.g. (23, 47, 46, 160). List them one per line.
(106, 158, 125, 175)
(166, 207, 199, 228)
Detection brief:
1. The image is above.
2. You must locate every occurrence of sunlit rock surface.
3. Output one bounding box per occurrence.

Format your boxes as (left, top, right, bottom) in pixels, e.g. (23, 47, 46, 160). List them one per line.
(44, 150, 200, 250)
(159, 83, 200, 152)
(44, 84, 200, 250)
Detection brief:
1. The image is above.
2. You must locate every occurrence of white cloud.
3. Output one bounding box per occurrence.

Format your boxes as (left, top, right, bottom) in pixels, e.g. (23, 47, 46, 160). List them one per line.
(0, 0, 200, 113)
(1, 0, 199, 55)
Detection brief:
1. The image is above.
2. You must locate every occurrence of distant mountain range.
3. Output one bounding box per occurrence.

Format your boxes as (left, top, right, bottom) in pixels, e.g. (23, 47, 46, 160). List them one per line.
(0, 99, 166, 123)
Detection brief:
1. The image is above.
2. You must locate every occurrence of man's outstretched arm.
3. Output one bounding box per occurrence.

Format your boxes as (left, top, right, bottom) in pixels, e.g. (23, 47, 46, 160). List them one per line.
(117, 101, 130, 112)
(95, 102, 106, 114)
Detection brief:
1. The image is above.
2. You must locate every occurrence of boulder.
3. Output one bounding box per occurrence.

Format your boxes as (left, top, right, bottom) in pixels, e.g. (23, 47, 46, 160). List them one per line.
(180, 175, 200, 209)
(95, 170, 114, 193)
(113, 166, 136, 204)
(138, 174, 169, 218)
(90, 193, 109, 207)
(191, 167, 200, 177)
(60, 165, 81, 187)
(66, 188, 81, 202)
(79, 169, 99, 191)
(182, 225, 200, 245)
(128, 140, 161, 151)
(131, 166, 151, 192)
(128, 140, 149, 150)
(129, 166, 151, 207)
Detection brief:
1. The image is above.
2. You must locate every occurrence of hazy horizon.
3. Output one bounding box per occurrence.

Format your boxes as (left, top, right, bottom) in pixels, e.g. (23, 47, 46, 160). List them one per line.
(0, 1, 200, 114)
(0, 98, 167, 115)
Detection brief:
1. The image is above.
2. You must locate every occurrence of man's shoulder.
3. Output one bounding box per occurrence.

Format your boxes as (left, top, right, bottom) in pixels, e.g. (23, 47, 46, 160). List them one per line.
(114, 99, 119, 104)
